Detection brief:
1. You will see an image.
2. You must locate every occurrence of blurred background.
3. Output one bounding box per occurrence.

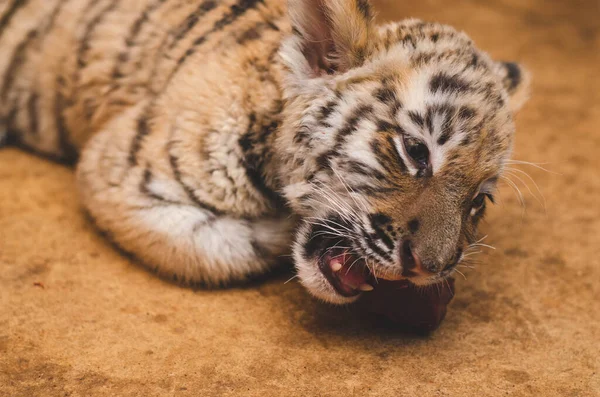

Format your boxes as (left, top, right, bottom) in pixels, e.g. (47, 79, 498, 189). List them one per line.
(1, 0, 598, 395)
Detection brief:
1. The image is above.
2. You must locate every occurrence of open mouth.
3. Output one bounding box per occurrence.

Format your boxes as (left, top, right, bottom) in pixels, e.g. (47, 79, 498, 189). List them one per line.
(318, 247, 375, 297)
(316, 244, 458, 296)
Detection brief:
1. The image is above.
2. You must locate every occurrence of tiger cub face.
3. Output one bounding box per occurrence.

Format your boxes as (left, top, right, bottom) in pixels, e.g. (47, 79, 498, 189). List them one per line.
(276, 0, 530, 304)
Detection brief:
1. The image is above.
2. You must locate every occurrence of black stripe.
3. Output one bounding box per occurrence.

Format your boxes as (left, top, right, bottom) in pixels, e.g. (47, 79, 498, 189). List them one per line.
(5, 80, 78, 165)
(27, 92, 38, 136)
(413, 52, 435, 67)
(293, 126, 310, 144)
(427, 104, 456, 145)
(467, 52, 481, 69)
(371, 231, 395, 252)
(128, 108, 152, 166)
(168, 0, 264, 82)
(238, 113, 287, 208)
(332, 103, 373, 146)
(1, 0, 64, 144)
(315, 149, 335, 171)
(425, 107, 434, 135)
(429, 72, 472, 94)
(4, 106, 18, 141)
(377, 119, 404, 135)
(1, 29, 37, 101)
(112, 0, 168, 79)
(53, 1, 102, 153)
(369, 214, 395, 251)
(168, 0, 217, 50)
(341, 159, 385, 179)
(140, 166, 166, 201)
(54, 76, 79, 164)
(316, 99, 338, 125)
(0, 0, 28, 38)
(385, 136, 408, 174)
(370, 213, 392, 226)
(4, 94, 71, 165)
(502, 62, 521, 93)
(351, 184, 395, 196)
(25, 1, 64, 138)
(362, 229, 393, 263)
(408, 111, 425, 129)
(236, 20, 278, 45)
(374, 86, 397, 106)
(402, 34, 416, 49)
(139, 165, 190, 207)
(77, 0, 119, 69)
(439, 104, 455, 144)
(41, 0, 65, 36)
(458, 106, 476, 121)
(356, 0, 372, 19)
(437, 131, 450, 145)
(291, 26, 303, 38)
(167, 141, 223, 215)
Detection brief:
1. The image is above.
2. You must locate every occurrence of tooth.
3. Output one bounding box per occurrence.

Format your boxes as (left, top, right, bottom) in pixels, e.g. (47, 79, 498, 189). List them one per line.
(359, 283, 374, 292)
(330, 260, 343, 272)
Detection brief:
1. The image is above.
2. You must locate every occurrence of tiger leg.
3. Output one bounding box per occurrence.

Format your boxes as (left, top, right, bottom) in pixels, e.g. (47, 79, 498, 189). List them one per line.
(76, 117, 294, 286)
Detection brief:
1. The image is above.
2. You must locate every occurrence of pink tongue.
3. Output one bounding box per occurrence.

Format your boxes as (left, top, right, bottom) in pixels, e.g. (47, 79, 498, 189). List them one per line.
(338, 260, 368, 289)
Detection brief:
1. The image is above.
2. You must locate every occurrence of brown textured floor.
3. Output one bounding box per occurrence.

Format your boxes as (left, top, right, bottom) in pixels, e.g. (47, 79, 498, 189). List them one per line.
(1, 0, 599, 396)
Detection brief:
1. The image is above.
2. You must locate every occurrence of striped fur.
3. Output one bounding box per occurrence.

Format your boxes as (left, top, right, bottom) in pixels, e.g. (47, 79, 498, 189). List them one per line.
(0, 0, 529, 302)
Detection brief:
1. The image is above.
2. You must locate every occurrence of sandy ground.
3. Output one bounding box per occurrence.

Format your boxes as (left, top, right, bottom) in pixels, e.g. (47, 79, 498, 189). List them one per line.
(1, 0, 599, 395)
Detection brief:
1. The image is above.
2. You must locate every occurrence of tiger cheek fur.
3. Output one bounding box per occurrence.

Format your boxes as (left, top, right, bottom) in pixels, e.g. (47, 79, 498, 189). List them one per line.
(0, 0, 529, 303)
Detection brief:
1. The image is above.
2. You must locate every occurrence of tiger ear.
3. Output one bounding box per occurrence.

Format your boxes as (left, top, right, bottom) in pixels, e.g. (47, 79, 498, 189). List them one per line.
(286, 0, 375, 77)
(494, 61, 531, 113)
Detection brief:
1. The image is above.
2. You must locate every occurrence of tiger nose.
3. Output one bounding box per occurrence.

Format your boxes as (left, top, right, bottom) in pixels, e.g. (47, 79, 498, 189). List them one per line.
(400, 240, 436, 276)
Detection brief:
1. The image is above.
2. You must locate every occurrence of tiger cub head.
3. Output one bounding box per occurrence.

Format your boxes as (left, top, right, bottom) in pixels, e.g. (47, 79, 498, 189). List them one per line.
(276, 0, 530, 304)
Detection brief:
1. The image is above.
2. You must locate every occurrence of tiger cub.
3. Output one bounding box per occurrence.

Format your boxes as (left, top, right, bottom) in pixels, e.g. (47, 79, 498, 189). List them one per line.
(0, 0, 529, 303)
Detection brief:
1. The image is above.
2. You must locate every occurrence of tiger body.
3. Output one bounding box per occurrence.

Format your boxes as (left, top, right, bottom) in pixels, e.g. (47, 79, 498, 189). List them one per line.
(0, 0, 529, 303)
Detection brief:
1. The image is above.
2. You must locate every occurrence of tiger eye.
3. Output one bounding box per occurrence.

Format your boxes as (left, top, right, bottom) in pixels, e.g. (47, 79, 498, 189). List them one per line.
(473, 193, 486, 208)
(403, 136, 429, 168)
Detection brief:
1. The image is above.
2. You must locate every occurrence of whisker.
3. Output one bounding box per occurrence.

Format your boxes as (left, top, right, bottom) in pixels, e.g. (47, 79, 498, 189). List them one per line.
(308, 183, 356, 220)
(305, 217, 354, 233)
(506, 159, 560, 175)
(305, 223, 352, 238)
(344, 256, 362, 276)
(308, 192, 356, 225)
(308, 231, 345, 242)
(331, 166, 370, 214)
(363, 257, 379, 283)
(457, 264, 476, 270)
(469, 243, 496, 250)
(500, 175, 526, 209)
(444, 278, 454, 298)
(505, 167, 547, 210)
(284, 275, 299, 284)
(316, 240, 346, 262)
(455, 269, 467, 280)
(323, 184, 365, 223)
(304, 217, 353, 236)
(474, 235, 489, 244)
(504, 169, 545, 209)
(311, 181, 360, 220)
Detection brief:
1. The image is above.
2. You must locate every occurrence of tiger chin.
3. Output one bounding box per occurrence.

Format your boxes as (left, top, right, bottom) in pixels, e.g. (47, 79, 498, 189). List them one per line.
(0, 0, 529, 305)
